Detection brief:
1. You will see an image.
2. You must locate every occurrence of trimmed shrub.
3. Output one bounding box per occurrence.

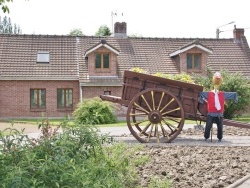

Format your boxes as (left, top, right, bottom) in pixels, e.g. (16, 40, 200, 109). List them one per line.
(73, 97, 117, 125)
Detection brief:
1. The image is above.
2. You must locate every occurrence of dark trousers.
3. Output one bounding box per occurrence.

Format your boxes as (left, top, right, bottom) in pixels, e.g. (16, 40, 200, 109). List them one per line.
(204, 115, 223, 140)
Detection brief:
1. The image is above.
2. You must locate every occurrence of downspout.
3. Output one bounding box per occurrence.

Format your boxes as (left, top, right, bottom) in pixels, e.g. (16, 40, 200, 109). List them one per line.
(75, 36, 82, 103)
(79, 83, 82, 102)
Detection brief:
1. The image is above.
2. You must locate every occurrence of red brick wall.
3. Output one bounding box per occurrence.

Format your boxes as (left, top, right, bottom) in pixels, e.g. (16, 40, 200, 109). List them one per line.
(88, 47, 118, 76)
(0, 80, 79, 118)
(179, 48, 207, 75)
(82, 86, 127, 117)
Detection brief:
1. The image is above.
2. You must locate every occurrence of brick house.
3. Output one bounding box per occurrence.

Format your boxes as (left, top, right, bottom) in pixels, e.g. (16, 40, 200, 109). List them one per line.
(0, 22, 250, 118)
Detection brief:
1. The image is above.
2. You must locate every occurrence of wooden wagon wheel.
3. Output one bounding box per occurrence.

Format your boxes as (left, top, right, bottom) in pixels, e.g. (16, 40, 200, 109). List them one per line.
(126, 88, 185, 143)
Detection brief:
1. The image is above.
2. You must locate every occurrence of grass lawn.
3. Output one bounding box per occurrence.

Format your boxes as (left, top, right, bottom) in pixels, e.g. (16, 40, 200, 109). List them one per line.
(2, 116, 249, 127)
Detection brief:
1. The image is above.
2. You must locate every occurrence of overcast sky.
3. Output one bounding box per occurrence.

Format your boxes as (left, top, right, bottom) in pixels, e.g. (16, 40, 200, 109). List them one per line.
(2, 0, 250, 42)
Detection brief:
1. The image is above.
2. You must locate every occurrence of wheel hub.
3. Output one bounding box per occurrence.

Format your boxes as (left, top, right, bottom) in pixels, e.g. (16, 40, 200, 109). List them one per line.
(148, 110, 162, 124)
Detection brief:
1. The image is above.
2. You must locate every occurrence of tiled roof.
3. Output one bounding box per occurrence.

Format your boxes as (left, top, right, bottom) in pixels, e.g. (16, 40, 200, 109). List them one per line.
(78, 36, 250, 82)
(1, 34, 250, 82)
(169, 39, 213, 56)
(0, 34, 79, 80)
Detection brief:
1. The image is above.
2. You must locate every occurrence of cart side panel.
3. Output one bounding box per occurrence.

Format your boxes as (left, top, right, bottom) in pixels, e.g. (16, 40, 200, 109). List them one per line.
(121, 71, 203, 118)
(122, 76, 144, 103)
(181, 88, 201, 119)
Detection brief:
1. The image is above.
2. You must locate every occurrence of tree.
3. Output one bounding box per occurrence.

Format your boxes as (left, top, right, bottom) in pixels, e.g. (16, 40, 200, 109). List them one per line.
(95, 25, 111, 36)
(0, 15, 22, 34)
(69, 28, 84, 36)
(0, 0, 12, 13)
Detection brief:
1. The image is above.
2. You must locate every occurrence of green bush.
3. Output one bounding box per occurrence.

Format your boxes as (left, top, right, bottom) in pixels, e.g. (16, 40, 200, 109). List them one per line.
(73, 97, 117, 125)
(194, 70, 250, 119)
(0, 122, 151, 188)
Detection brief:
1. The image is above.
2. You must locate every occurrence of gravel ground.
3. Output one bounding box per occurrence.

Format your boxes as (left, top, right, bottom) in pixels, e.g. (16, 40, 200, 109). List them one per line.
(1, 122, 250, 188)
(103, 125, 250, 188)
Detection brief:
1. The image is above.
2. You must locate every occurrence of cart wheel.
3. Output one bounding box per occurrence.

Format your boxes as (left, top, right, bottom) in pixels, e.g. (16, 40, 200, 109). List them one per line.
(127, 88, 184, 143)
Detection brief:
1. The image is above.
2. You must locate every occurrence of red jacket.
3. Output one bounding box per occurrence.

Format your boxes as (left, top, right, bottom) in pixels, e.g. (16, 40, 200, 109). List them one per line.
(207, 91, 225, 113)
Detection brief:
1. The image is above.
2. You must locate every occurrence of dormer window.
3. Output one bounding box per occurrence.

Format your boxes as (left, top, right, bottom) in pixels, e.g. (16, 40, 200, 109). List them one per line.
(37, 51, 50, 63)
(187, 53, 201, 71)
(95, 53, 110, 69)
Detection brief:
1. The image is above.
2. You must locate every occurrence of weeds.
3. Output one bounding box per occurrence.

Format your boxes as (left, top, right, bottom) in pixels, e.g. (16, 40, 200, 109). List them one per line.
(0, 119, 168, 188)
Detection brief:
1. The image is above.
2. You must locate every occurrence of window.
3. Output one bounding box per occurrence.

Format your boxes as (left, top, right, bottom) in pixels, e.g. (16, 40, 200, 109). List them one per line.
(104, 91, 111, 95)
(37, 51, 50, 63)
(30, 89, 46, 109)
(95, 53, 110, 69)
(57, 89, 73, 108)
(187, 53, 201, 70)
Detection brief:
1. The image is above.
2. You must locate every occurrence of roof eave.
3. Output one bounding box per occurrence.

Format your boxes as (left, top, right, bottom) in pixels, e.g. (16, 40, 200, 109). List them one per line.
(169, 44, 213, 57)
(84, 43, 120, 57)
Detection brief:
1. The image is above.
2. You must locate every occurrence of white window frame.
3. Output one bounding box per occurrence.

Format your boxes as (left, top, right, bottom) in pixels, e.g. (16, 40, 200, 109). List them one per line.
(37, 51, 50, 63)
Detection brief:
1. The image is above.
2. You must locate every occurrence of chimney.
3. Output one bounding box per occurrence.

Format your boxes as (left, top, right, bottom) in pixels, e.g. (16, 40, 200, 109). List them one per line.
(114, 22, 127, 38)
(233, 25, 245, 43)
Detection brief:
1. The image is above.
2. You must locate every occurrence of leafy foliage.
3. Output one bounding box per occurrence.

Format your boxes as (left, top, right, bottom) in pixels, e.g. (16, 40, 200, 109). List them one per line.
(0, 0, 12, 13)
(0, 15, 22, 34)
(73, 97, 117, 125)
(95, 24, 111, 36)
(194, 70, 250, 119)
(130, 67, 195, 84)
(69, 28, 84, 36)
(0, 120, 153, 188)
(154, 72, 195, 84)
(130, 67, 148, 74)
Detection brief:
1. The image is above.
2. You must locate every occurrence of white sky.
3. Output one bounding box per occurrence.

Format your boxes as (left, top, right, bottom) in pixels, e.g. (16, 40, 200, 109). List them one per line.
(2, 0, 250, 42)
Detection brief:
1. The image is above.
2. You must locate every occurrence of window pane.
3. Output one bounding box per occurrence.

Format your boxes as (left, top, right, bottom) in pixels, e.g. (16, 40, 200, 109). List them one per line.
(31, 89, 46, 108)
(95, 54, 101, 68)
(103, 54, 109, 68)
(37, 52, 50, 63)
(57, 89, 72, 108)
(31, 90, 37, 107)
(187, 54, 192, 69)
(57, 89, 65, 107)
(40, 90, 46, 108)
(104, 91, 111, 95)
(194, 55, 200, 69)
(66, 89, 73, 107)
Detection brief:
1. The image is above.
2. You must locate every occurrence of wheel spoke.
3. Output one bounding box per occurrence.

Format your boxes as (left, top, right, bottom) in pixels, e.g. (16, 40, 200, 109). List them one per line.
(162, 107, 180, 116)
(133, 102, 149, 114)
(157, 91, 165, 111)
(164, 116, 182, 123)
(160, 98, 175, 112)
(159, 122, 170, 139)
(127, 88, 184, 143)
(155, 124, 160, 143)
(132, 118, 149, 126)
(162, 118, 179, 131)
(139, 122, 151, 135)
(147, 124, 155, 142)
(151, 91, 155, 110)
(141, 94, 152, 111)
(130, 112, 147, 116)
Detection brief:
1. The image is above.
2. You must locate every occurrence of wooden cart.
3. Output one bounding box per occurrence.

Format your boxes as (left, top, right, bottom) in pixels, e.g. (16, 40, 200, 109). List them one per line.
(100, 70, 250, 143)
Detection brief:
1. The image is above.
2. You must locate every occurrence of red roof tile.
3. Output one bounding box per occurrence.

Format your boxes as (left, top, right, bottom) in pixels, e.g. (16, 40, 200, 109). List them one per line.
(1, 34, 250, 82)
